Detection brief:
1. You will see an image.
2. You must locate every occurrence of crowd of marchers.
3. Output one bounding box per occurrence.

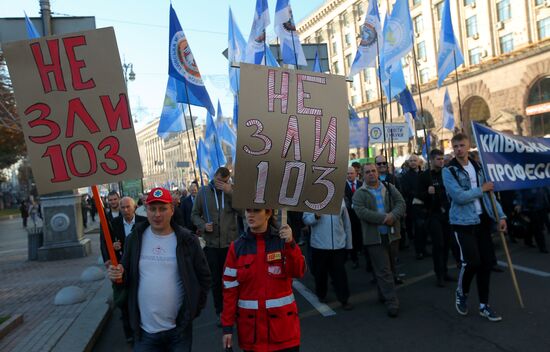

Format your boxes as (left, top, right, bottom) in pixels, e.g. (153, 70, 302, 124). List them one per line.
(98, 133, 548, 352)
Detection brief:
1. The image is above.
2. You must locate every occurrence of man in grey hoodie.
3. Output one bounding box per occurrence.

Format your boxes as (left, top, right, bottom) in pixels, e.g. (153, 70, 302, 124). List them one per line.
(303, 201, 353, 310)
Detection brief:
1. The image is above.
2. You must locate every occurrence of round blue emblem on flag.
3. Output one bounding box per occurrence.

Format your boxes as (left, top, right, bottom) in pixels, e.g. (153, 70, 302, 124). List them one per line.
(170, 31, 204, 87)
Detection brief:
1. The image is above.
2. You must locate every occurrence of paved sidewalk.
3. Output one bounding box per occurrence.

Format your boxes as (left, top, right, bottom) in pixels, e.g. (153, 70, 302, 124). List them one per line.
(0, 217, 111, 352)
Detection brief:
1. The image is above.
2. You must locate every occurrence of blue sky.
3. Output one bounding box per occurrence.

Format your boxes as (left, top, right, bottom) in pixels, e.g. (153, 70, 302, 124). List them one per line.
(1, 0, 326, 128)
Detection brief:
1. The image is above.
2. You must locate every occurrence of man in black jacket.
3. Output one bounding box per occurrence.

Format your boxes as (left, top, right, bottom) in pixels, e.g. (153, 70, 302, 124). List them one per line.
(108, 187, 211, 351)
(345, 166, 363, 268)
(416, 149, 456, 287)
(180, 182, 198, 233)
(100, 196, 147, 344)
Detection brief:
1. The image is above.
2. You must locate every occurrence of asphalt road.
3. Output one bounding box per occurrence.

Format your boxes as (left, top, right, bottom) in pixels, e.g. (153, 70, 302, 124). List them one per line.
(93, 237, 550, 352)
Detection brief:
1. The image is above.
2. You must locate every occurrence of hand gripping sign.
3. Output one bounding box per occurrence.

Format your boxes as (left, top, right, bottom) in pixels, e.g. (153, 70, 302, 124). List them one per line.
(4, 27, 143, 277)
(234, 64, 349, 214)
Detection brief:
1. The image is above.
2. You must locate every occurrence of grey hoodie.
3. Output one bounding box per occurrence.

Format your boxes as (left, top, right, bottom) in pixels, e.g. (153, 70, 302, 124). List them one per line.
(303, 201, 352, 250)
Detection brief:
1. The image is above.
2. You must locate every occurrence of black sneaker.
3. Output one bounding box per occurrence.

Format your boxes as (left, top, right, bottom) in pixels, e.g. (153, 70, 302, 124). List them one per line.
(455, 290, 468, 315)
(479, 305, 502, 322)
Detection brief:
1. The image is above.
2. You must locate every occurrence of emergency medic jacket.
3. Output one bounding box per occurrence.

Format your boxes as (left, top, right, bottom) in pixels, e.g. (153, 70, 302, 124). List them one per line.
(221, 226, 306, 351)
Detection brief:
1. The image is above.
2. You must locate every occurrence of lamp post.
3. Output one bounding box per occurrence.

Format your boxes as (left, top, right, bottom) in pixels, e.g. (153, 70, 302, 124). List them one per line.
(119, 60, 136, 195)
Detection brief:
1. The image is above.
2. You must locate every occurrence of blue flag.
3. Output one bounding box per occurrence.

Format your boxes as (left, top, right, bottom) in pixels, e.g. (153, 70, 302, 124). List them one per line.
(24, 12, 40, 39)
(157, 77, 188, 138)
(197, 138, 214, 177)
(205, 111, 227, 169)
(349, 106, 369, 148)
(168, 4, 215, 115)
(232, 95, 239, 128)
(397, 88, 417, 119)
(379, 49, 406, 100)
(443, 88, 455, 131)
(228, 7, 246, 95)
(422, 133, 431, 159)
(265, 43, 281, 67)
(245, 0, 270, 64)
(437, 0, 464, 87)
(216, 100, 224, 124)
(404, 112, 415, 137)
(380, 0, 413, 74)
(274, 0, 307, 67)
(312, 48, 322, 72)
(349, 0, 381, 77)
(219, 121, 237, 161)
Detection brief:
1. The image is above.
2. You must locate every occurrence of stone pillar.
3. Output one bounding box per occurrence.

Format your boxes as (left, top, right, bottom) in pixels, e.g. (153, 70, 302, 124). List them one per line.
(37, 191, 91, 261)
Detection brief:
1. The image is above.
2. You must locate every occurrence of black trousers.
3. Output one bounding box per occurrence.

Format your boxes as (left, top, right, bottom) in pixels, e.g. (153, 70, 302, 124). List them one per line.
(454, 214, 493, 304)
(349, 221, 363, 263)
(204, 246, 229, 315)
(311, 247, 350, 304)
(524, 210, 548, 250)
(412, 205, 428, 255)
(429, 213, 451, 279)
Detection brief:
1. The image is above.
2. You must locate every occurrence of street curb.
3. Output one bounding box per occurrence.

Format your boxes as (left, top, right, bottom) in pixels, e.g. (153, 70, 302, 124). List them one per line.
(0, 314, 24, 340)
(0, 214, 19, 221)
(51, 278, 113, 352)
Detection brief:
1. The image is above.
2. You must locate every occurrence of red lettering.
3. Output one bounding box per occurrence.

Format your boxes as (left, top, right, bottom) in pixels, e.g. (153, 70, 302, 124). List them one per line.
(25, 103, 60, 144)
(99, 136, 127, 175)
(100, 94, 132, 132)
(296, 74, 325, 116)
(66, 141, 97, 177)
(66, 98, 100, 138)
(63, 36, 96, 90)
(267, 70, 289, 113)
(313, 116, 337, 164)
(30, 40, 67, 93)
(42, 144, 71, 182)
(281, 115, 301, 160)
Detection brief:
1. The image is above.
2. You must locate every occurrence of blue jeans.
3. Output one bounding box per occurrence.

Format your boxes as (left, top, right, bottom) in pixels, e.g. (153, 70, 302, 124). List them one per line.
(134, 324, 192, 352)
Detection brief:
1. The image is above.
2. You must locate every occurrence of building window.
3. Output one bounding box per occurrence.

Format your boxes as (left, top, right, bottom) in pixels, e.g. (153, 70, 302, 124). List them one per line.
(332, 41, 338, 53)
(345, 54, 352, 69)
(466, 16, 478, 37)
(351, 95, 359, 106)
(499, 33, 513, 53)
(414, 15, 424, 34)
(435, 2, 444, 21)
(345, 33, 352, 47)
(497, 0, 511, 22)
(536, 0, 545, 5)
(464, 0, 475, 5)
(333, 61, 341, 75)
(328, 22, 334, 37)
(363, 68, 374, 83)
(413, 0, 421, 6)
(417, 41, 426, 60)
(341, 12, 349, 27)
(420, 69, 429, 84)
(355, 2, 365, 18)
(538, 17, 550, 40)
(366, 89, 374, 102)
(469, 47, 482, 64)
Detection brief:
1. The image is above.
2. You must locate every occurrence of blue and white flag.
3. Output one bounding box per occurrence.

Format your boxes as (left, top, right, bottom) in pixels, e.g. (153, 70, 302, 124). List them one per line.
(245, 0, 271, 65)
(442, 88, 455, 131)
(379, 48, 406, 100)
(349, 106, 369, 148)
(422, 133, 431, 159)
(157, 77, 188, 138)
(24, 12, 40, 39)
(349, 0, 381, 77)
(397, 88, 417, 119)
(312, 48, 322, 72)
(205, 111, 227, 169)
(437, 0, 464, 87)
(274, 0, 307, 67)
(216, 100, 224, 125)
(219, 121, 237, 160)
(232, 95, 239, 129)
(472, 122, 550, 191)
(228, 7, 247, 95)
(265, 43, 281, 67)
(197, 138, 214, 177)
(404, 112, 415, 137)
(168, 4, 215, 115)
(380, 0, 413, 74)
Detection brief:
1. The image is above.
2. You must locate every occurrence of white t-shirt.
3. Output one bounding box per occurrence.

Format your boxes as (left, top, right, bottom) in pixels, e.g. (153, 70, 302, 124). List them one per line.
(138, 226, 184, 333)
(464, 161, 483, 215)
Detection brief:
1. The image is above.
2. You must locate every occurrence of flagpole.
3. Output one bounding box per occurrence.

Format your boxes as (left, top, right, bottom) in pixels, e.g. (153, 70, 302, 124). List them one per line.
(182, 104, 198, 182)
(375, 40, 389, 163)
(453, 51, 463, 131)
(263, 29, 267, 65)
(182, 82, 211, 223)
(411, 47, 431, 171)
(289, 14, 300, 69)
(388, 80, 395, 174)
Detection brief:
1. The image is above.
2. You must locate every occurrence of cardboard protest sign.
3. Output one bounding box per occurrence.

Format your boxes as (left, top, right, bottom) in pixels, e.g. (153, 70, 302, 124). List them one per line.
(234, 63, 348, 214)
(3, 27, 142, 194)
(472, 122, 550, 191)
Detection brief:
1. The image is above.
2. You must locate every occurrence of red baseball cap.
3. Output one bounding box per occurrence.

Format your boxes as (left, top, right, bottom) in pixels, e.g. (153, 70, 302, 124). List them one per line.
(146, 187, 172, 204)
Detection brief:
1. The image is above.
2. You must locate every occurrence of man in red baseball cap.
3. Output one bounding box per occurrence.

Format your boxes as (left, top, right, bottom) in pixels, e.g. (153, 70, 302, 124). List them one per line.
(108, 187, 211, 351)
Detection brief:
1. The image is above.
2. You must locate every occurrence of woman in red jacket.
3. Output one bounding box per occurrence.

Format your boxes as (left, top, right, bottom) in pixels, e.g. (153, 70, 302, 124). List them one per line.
(222, 209, 306, 352)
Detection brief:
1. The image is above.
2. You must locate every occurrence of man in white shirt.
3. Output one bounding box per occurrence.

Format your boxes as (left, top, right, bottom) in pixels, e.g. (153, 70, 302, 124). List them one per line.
(108, 187, 211, 351)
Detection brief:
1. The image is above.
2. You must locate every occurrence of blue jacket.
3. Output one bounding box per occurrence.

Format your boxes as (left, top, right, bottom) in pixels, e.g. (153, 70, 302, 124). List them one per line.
(442, 158, 506, 225)
(303, 202, 352, 250)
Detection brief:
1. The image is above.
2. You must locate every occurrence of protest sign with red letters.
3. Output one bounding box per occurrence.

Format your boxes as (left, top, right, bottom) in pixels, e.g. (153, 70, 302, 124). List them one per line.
(3, 27, 142, 194)
(234, 63, 349, 214)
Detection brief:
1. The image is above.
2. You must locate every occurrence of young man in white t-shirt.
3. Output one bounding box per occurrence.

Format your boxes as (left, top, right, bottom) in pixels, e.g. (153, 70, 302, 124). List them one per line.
(443, 133, 507, 322)
(108, 187, 211, 351)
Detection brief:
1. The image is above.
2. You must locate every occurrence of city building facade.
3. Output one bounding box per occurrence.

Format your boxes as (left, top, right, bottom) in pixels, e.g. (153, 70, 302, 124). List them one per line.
(297, 0, 550, 153)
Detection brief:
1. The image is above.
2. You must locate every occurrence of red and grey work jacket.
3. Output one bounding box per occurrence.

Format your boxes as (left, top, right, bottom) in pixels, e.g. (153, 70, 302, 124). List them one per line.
(221, 227, 306, 352)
